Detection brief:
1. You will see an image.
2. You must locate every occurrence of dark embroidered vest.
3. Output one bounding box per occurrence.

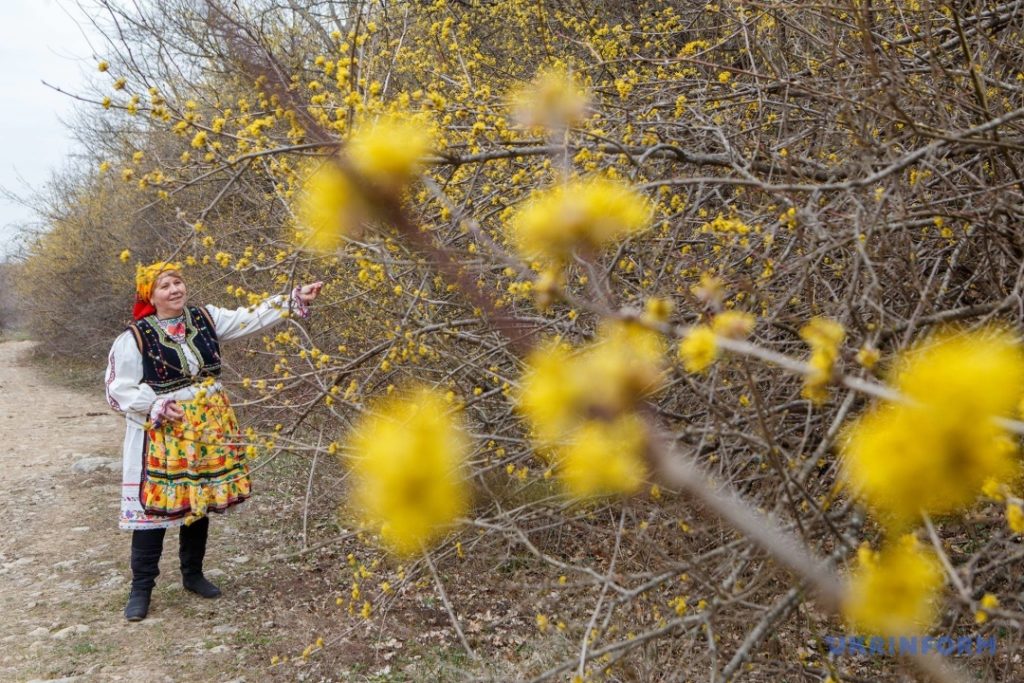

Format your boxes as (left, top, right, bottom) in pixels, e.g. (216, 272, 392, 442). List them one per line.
(128, 305, 222, 395)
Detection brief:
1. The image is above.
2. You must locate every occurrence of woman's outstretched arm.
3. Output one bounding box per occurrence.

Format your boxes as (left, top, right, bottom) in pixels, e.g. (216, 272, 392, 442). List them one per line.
(204, 282, 322, 342)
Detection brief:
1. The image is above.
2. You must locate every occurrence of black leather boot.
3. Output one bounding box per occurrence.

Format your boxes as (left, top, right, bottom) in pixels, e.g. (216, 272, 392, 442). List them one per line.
(180, 516, 221, 598)
(124, 589, 151, 621)
(125, 528, 166, 621)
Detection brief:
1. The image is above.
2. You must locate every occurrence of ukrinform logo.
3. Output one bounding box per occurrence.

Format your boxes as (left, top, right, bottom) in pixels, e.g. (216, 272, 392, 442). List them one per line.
(825, 635, 997, 657)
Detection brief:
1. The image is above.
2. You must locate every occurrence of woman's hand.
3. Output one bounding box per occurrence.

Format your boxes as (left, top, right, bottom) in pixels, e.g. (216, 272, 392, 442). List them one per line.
(162, 401, 185, 424)
(296, 281, 323, 304)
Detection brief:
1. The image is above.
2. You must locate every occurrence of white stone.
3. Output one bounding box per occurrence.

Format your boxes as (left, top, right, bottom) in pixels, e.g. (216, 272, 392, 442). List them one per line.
(0, 557, 34, 574)
(99, 575, 125, 589)
(206, 568, 226, 577)
(51, 624, 89, 640)
(27, 626, 49, 638)
(212, 625, 238, 635)
(71, 457, 120, 474)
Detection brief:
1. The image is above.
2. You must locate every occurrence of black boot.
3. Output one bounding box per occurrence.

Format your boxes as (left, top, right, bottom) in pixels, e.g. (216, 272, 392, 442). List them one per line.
(126, 528, 166, 621)
(180, 516, 221, 598)
(124, 589, 151, 622)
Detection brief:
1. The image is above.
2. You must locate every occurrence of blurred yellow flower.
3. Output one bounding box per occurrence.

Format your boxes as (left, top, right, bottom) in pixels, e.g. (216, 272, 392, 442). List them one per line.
(519, 322, 665, 447)
(533, 267, 564, 312)
(518, 341, 583, 445)
(843, 535, 943, 637)
(1007, 503, 1024, 534)
(296, 161, 363, 253)
(678, 325, 718, 373)
(118, 249, 131, 263)
(583, 321, 666, 414)
(975, 593, 999, 624)
(840, 328, 1024, 527)
(518, 323, 664, 499)
(800, 317, 845, 403)
(982, 477, 1004, 501)
(511, 65, 590, 129)
(559, 414, 648, 498)
(691, 272, 726, 309)
(856, 344, 881, 370)
(97, 60, 109, 72)
(347, 386, 470, 556)
(349, 114, 434, 192)
(511, 178, 650, 263)
(642, 297, 674, 324)
(711, 311, 755, 340)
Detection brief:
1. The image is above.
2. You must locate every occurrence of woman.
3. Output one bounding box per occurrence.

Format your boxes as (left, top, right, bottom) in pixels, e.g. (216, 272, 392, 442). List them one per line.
(105, 261, 322, 621)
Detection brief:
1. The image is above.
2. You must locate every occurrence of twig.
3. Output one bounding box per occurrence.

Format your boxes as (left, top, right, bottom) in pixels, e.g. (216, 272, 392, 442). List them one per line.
(424, 548, 478, 660)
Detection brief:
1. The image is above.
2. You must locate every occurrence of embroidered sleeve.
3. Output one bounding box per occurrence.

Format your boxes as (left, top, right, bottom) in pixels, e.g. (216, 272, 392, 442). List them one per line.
(206, 293, 299, 342)
(104, 346, 122, 412)
(105, 331, 158, 420)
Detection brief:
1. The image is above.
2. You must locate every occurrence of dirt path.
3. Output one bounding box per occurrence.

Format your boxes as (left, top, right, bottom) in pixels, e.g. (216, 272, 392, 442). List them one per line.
(0, 340, 534, 683)
(0, 341, 266, 682)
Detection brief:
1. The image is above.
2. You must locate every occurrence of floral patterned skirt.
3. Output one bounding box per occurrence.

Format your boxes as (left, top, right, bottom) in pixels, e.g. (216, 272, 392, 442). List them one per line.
(141, 392, 250, 525)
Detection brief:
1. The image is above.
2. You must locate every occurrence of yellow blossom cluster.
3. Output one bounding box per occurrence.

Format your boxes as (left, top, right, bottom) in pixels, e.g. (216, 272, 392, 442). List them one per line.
(296, 113, 435, 252)
(348, 114, 436, 191)
(518, 321, 666, 498)
(296, 161, 364, 252)
(839, 328, 1024, 631)
(975, 593, 1000, 624)
(799, 317, 845, 403)
(678, 326, 718, 373)
(711, 311, 755, 340)
(677, 310, 755, 373)
(510, 178, 651, 265)
(1008, 503, 1024, 534)
(698, 214, 751, 235)
(510, 65, 590, 129)
(843, 535, 943, 636)
(840, 328, 1024, 528)
(346, 386, 470, 556)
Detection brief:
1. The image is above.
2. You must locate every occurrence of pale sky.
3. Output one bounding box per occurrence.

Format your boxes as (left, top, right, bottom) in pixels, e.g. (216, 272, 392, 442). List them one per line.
(0, 0, 100, 259)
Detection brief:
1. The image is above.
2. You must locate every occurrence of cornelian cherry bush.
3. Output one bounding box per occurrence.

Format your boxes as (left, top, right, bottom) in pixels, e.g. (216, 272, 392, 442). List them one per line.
(18, 0, 1024, 680)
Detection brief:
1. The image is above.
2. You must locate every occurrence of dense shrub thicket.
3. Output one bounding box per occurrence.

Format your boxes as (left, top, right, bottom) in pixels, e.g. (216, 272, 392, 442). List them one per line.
(17, 1, 1024, 680)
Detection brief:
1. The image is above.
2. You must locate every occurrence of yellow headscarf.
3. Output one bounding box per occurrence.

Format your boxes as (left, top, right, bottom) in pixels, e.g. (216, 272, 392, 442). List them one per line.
(133, 261, 182, 320)
(135, 261, 182, 302)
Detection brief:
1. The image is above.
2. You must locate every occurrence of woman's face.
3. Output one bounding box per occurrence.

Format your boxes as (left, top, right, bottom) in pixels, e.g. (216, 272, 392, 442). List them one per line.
(150, 271, 187, 317)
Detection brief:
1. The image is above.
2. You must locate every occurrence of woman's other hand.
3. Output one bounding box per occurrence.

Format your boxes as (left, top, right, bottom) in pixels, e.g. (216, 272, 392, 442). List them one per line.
(296, 281, 323, 304)
(163, 401, 185, 423)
